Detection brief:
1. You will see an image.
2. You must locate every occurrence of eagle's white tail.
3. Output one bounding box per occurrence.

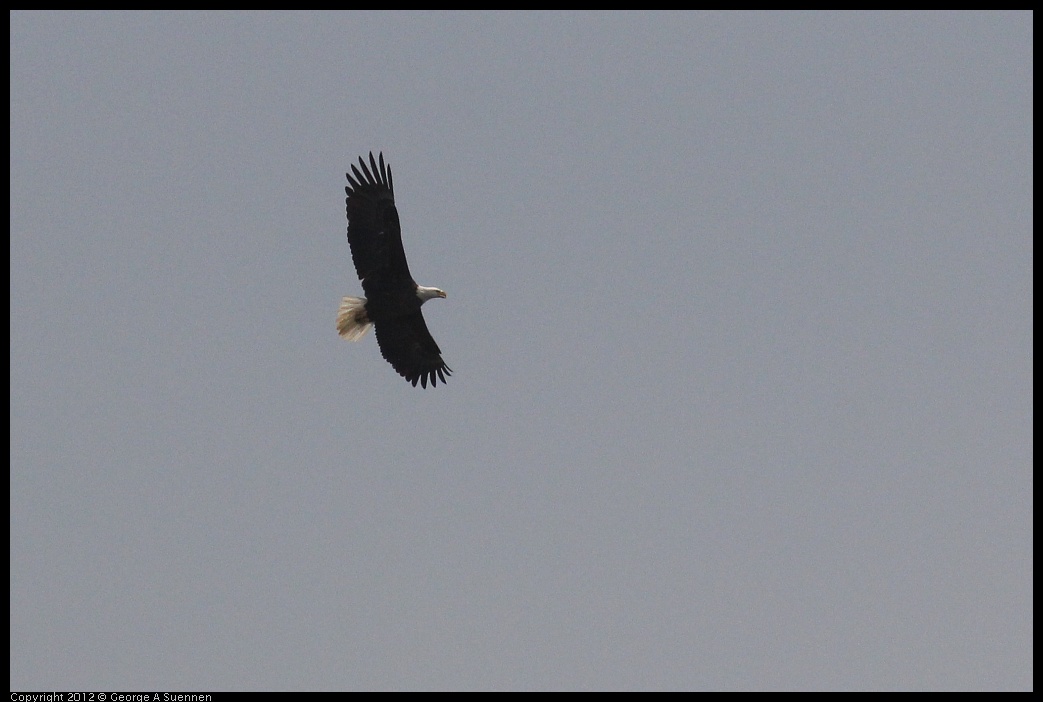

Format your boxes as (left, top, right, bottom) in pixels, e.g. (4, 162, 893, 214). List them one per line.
(336, 296, 372, 341)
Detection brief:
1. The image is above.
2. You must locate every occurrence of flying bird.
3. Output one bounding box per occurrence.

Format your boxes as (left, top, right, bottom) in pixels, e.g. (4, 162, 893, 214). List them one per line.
(337, 152, 452, 388)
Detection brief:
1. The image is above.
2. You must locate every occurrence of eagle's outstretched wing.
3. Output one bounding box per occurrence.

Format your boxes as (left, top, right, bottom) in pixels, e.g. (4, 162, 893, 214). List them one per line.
(345, 152, 412, 284)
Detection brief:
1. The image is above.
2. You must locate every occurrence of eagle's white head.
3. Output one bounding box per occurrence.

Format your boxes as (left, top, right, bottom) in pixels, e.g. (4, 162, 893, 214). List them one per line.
(417, 286, 447, 303)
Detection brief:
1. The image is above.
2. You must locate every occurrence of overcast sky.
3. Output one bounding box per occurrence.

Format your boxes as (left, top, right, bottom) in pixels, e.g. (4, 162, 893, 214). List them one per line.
(10, 11, 1032, 691)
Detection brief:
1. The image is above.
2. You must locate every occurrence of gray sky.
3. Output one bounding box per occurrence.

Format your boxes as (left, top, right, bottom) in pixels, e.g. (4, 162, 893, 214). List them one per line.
(10, 11, 1032, 691)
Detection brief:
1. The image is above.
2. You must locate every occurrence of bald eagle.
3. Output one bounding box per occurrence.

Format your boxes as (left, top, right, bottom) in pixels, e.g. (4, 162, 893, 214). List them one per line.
(336, 152, 452, 388)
